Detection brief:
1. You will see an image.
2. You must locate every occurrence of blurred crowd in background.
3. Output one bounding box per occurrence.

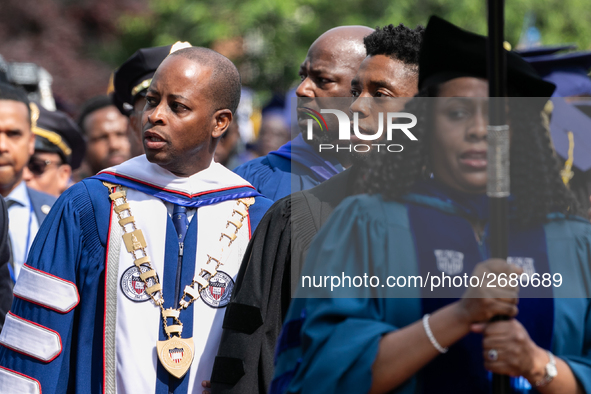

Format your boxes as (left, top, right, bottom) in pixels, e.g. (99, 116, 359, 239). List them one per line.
(1, 0, 591, 200)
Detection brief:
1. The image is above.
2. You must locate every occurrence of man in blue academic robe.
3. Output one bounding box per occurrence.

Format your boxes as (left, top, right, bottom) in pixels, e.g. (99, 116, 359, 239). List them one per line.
(233, 26, 373, 201)
(0, 47, 272, 393)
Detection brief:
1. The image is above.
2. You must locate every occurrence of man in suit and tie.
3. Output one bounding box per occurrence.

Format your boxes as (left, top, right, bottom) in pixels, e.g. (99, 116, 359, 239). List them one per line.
(0, 82, 56, 281)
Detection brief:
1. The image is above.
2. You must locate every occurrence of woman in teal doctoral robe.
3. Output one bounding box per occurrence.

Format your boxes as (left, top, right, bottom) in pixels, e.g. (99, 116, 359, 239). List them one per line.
(271, 16, 591, 394)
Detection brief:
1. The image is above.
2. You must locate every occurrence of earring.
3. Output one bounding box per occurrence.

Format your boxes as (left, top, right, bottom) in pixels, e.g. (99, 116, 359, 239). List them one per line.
(422, 158, 433, 179)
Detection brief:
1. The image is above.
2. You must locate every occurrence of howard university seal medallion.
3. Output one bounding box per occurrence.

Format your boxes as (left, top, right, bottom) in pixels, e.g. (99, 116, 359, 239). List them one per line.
(200, 271, 234, 308)
(121, 265, 159, 302)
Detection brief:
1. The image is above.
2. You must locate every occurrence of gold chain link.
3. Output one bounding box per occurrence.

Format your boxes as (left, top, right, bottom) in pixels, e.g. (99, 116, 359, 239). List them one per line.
(103, 182, 254, 339)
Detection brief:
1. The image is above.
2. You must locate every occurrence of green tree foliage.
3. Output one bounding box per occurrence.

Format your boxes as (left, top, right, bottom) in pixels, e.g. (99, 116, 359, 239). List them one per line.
(3, 0, 590, 108)
(0, 0, 145, 110)
(111, 0, 591, 97)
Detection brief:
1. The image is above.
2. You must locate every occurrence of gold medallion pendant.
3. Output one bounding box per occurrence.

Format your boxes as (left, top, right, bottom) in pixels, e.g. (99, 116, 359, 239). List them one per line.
(104, 182, 255, 379)
(157, 337, 195, 378)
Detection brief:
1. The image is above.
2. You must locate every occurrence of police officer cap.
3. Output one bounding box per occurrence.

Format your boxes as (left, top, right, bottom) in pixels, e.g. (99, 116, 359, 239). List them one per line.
(31, 103, 86, 170)
(419, 16, 556, 98)
(113, 42, 191, 114)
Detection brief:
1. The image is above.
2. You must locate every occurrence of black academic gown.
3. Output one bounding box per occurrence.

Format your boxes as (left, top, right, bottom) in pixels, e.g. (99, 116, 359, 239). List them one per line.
(211, 167, 359, 394)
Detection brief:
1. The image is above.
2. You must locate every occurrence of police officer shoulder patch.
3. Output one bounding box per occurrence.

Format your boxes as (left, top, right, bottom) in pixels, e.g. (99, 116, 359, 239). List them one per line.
(200, 271, 234, 308)
(121, 265, 159, 302)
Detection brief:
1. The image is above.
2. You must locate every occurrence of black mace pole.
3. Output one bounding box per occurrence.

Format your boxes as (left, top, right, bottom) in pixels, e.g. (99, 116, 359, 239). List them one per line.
(486, 0, 512, 393)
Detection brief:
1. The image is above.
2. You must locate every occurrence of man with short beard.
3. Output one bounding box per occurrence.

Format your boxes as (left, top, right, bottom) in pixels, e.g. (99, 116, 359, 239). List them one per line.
(211, 24, 423, 394)
(0, 83, 56, 281)
(233, 26, 373, 202)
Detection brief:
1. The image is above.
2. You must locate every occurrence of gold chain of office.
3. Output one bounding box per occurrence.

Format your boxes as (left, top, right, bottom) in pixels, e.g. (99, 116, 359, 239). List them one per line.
(103, 181, 254, 378)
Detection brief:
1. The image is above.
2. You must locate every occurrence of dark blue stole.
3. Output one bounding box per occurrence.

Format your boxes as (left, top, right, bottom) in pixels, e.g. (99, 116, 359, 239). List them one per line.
(405, 181, 554, 394)
(155, 210, 199, 393)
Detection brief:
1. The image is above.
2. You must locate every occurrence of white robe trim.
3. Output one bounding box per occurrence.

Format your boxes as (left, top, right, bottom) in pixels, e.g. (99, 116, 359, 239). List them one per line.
(13, 264, 79, 313)
(0, 366, 41, 394)
(99, 155, 254, 196)
(0, 312, 62, 362)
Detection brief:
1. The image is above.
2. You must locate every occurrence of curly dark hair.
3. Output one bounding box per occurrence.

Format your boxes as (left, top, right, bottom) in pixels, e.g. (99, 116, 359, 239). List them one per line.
(358, 86, 580, 227)
(364, 24, 425, 69)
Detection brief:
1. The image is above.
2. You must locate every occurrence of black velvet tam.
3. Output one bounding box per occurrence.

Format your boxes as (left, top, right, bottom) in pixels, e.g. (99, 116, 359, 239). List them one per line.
(419, 16, 556, 98)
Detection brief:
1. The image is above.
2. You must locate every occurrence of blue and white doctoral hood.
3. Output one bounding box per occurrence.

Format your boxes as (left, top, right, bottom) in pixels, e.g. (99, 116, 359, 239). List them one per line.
(94, 154, 262, 207)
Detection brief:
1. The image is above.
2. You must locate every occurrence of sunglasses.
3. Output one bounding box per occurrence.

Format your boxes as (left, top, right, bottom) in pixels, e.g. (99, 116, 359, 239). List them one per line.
(27, 157, 62, 176)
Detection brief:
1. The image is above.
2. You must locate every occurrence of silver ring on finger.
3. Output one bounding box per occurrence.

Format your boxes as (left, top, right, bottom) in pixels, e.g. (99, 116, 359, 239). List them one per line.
(488, 349, 498, 361)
